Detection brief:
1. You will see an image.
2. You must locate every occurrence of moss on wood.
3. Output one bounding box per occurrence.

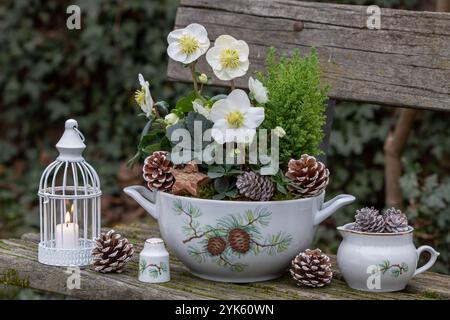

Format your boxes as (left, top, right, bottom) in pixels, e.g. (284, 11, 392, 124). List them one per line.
(0, 269, 29, 288)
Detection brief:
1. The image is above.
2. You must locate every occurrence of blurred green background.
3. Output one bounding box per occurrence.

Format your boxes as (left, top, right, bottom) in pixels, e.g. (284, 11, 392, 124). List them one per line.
(0, 0, 449, 298)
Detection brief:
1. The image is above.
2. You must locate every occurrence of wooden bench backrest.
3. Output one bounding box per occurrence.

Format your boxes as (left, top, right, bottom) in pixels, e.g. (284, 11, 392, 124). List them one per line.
(167, 0, 450, 112)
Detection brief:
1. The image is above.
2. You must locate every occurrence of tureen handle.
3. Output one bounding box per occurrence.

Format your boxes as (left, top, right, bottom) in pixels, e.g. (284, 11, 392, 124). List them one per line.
(313, 194, 355, 226)
(414, 246, 440, 277)
(123, 186, 158, 220)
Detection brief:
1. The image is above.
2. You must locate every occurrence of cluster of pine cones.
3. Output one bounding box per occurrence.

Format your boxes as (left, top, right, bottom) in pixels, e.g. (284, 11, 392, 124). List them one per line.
(351, 207, 409, 233)
(142, 151, 329, 201)
(206, 228, 251, 256)
(236, 154, 329, 201)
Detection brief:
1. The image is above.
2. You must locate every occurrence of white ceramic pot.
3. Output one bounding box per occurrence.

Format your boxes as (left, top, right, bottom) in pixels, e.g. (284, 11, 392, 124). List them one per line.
(138, 238, 170, 283)
(337, 223, 440, 292)
(124, 185, 355, 283)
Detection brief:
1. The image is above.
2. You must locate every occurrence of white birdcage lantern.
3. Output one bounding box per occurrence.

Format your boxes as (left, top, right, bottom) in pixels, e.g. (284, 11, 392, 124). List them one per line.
(38, 119, 101, 266)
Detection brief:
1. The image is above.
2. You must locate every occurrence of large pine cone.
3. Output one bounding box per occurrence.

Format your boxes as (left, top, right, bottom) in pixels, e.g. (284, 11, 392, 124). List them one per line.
(228, 228, 251, 253)
(383, 207, 409, 233)
(92, 230, 134, 273)
(143, 151, 174, 192)
(207, 237, 226, 256)
(236, 171, 275, 201)
(286, 154, 329, 198)
(290, 248, 333, 288)
(354, 207, 385, 233)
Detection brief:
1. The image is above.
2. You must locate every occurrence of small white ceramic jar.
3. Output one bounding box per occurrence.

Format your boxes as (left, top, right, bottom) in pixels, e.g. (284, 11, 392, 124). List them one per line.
(337, 223, 439, 292)
(139, 238, 170, 283)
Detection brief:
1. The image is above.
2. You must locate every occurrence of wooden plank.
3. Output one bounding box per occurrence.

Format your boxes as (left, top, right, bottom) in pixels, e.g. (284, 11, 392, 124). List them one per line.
(1, 220, 449, 300)
(167, 0, 450, 112)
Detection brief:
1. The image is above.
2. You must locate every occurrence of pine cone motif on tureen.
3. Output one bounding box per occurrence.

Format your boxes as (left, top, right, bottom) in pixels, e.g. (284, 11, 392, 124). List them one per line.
(383, 207, 409, 233)
(286, 154, 329, 198)
(142, 151, 174, 192)
(290, 248, 333, 288)
(207, 236, 227, 256)
(92, 230, 134, 273)
(236, 171, 275, 201)
(228, 228, 251, 253)
(354, 207, 385, 233)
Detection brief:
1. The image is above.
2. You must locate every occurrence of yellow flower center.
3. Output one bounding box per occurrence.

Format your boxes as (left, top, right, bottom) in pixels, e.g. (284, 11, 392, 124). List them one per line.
(179, 35, 200, 55)
(227, 111, 244, 128)
(219, 48, 240, 69)
(134, 87, 146, 106)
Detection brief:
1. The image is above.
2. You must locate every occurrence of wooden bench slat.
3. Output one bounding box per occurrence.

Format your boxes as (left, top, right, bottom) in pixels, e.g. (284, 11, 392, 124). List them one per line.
(167, 0, 450, 111)
(1, 220, 449, 300)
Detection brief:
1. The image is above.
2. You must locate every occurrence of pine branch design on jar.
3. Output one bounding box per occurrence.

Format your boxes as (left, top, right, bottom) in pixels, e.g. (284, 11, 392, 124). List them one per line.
(139, 261, 168, 278)
(172, 200, 293, 272)
(375, 260, 409, 278)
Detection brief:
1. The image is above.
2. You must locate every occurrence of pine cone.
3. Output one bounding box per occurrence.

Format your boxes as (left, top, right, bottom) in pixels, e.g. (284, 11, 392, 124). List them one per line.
(236, 171, 275, 201)
(207, 237, 226, 256)
(228, 228, 251, 253)
(286, 154, 329, 198)
(143, 151, 174, 192)
(92, 230, 134, 273)
(354, 207, 385, 233)
(290, 248, 333, 288)
(383, 207, 409, 233)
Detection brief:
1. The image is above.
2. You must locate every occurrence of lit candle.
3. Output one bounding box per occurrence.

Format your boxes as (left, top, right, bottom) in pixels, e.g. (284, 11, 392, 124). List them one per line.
(55, 210, 79, 249)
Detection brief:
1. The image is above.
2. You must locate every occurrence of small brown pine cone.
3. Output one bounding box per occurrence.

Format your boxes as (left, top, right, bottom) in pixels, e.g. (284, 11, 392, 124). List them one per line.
(228, 228, 251, 253)
(143, 151, 174, 192)
(286, 154, 329, 198)
(236, 171, 275, 201)
(383, 207, 409, 233)
(92, 230, 134, 273)
(207, 237, 227, 256)
(354, 207, 385, 233)
(290, 248, 333, 288)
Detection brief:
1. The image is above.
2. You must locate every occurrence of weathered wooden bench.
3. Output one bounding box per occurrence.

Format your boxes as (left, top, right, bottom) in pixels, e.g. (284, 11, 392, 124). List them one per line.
(1, 219, 450, 299)
(1, 0, 449, 300)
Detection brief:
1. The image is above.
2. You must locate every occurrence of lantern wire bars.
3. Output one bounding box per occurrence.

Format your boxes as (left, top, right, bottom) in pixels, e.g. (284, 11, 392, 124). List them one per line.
(38, 119, 101, 266)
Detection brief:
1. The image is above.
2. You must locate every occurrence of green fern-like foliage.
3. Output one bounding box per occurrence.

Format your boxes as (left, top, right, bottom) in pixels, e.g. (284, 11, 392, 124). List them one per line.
(258, 47, 328, 164)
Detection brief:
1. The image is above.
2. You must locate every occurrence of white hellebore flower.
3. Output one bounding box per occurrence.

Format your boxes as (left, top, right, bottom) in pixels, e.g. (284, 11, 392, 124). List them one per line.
(210, 89, 264, 144)
(248, 77, 268, 104)
(273, 126, 286, 138)
(192, 99, 211, 120)
(164, 113, 179, 126)
(206, 35, 249, 81)
(167, 23, 210, 64)
(134, 73, 154, 117)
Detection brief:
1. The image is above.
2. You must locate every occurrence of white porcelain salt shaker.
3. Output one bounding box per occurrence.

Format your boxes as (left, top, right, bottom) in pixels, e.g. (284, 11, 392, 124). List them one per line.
(138, 238, 170, 283)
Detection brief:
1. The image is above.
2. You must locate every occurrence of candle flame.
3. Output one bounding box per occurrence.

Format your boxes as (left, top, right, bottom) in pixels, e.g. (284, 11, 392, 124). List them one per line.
(65, 211, 71, 224)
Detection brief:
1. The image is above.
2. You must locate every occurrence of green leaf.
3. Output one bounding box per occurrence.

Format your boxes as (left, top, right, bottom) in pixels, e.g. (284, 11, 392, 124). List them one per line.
(140, 119, 154, 138)
(213, 193, 226, 200)
(175, 91, 196, 113)
(165, 120, 186, 144)
(142, 143, 162, 154)
(214, 177, 231, 194)
(154, 101, 169, 117)
(276, 183, 287, 194)
(207, 166, 225, 179)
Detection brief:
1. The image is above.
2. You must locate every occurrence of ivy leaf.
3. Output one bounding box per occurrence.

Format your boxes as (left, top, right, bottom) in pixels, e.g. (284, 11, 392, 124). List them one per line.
(207, 166, 225, 179)
(165, 120, 187, 145)
(214, 177, 230, 194)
